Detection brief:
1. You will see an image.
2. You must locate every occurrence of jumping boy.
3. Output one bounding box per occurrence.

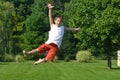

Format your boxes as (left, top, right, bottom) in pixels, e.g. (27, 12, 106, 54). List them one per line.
(23, 3, 80, 64)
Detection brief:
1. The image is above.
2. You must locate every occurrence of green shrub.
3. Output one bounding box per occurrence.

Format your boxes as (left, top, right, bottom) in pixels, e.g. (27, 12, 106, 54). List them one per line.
(53, 56, 59, 62)
(4, 54, 14, 62)
(76, 51, 92, 63)
(15, 55, 25, 62)
(64, 55, 70, 62)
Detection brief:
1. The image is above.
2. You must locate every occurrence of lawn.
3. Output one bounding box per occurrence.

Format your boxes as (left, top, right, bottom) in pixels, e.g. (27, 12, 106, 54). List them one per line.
(0, 60, 120, 80)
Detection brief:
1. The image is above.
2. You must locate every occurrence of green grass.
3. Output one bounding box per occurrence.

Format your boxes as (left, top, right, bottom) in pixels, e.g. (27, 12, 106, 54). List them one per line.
(0, 60, 120, 80)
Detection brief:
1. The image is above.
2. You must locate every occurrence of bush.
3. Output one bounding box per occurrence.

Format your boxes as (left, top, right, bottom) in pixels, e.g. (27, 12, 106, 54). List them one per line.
(15, 55, 25, 62)
(4, 54, 14, 62)
(64, 55, 70, 62)
(76, 51, 92, 63)
(53, 56, 59, 62)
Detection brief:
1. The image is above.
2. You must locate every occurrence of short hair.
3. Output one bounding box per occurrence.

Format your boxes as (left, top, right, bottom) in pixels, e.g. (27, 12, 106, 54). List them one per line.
(54, 16, 62, 20)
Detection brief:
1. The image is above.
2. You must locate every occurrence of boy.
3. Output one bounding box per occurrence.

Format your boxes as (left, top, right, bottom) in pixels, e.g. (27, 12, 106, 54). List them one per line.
(23, 3, 80, 64)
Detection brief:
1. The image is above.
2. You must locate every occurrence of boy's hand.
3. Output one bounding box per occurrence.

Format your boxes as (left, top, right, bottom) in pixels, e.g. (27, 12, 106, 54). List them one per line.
(75, 28, 80, 31)
(47, 3, 54, 9)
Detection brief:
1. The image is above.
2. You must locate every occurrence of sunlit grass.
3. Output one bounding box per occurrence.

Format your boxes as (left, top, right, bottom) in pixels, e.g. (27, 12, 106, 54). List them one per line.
(0, 60, 120, 80)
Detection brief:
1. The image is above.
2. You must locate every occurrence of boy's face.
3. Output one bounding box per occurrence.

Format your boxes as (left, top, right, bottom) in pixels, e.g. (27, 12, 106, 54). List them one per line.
(54, 18, 62, 26)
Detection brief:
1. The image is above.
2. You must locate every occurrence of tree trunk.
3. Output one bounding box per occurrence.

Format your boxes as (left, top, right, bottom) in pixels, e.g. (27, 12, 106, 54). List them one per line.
(107, 37, 112, 69)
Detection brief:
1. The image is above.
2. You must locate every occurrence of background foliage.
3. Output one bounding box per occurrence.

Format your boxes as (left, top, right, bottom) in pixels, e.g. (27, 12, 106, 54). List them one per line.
(0, 0, 120, 61)
(64, 0, 120, 59)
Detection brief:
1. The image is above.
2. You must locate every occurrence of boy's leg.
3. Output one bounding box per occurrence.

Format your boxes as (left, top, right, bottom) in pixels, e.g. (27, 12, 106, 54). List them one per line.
(45, 43, 58, 61)
(34, 44, 50, 64)
(34, 43, 58, 64)
(45, 47, 58, 61)
(23, 43, 49, 57)
(23, 49, 39, 57)
(34, 58, 47, 65)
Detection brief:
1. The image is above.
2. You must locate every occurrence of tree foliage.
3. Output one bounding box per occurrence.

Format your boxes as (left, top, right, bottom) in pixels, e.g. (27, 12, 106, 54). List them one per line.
(64, 0, 120, 57)
(4, 0, 34, 18)
(1, 0, 120, 61)
(0, 1, 15, 55)
(23, 0, 52, 51)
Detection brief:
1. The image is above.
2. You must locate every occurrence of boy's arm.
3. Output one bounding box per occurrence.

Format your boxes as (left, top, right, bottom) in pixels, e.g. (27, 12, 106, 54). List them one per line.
(64, 27, 80, 31)
(47, 3, 54, 28)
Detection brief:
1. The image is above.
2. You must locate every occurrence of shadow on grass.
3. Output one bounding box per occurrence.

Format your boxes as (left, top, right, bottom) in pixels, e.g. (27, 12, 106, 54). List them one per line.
(111, 67, 120, 70)
(53, 60, 100, 64)
(0, 62, 9, 65)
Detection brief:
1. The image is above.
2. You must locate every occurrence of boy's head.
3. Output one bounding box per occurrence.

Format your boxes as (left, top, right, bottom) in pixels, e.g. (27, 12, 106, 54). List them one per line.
(54, 16, 62, 26)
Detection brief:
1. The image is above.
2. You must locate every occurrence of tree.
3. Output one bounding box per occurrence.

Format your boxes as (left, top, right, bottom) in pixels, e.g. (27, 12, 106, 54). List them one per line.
(59, 31, 79, 60)
(0, 1, 15, 56)
(23, 0, 52, 52)
(64, 0, 120, 68)
(3, 0, 35, 55)
(23, 0, 78, 60)
(4, 0, 34, 18)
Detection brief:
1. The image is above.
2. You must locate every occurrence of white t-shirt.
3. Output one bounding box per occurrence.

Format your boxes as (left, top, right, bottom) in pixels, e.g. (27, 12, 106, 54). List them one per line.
(45, 24, 64, 48)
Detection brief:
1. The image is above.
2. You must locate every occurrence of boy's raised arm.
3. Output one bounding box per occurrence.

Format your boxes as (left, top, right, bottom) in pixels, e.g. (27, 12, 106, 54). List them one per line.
(47, 3, 54, 28)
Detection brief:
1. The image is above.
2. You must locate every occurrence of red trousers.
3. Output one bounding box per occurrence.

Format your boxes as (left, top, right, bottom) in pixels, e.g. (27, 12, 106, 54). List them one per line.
(37, 43, 58, 61)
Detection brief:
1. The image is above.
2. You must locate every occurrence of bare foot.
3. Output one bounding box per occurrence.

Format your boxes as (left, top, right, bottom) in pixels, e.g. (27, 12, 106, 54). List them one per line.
(34, 58, 46, 65)
(22, 50, 28, 57)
